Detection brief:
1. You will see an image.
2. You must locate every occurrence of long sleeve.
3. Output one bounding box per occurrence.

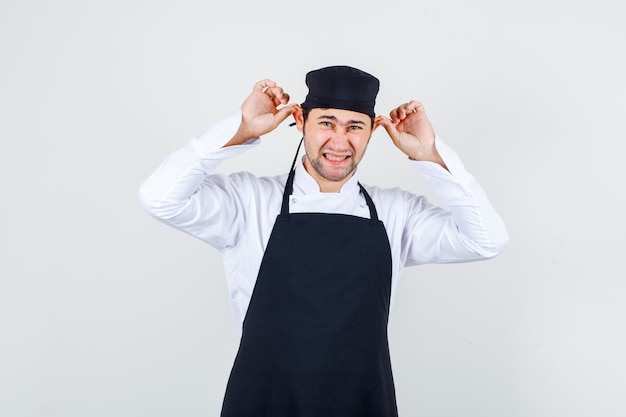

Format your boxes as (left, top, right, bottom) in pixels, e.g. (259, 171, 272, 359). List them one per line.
(138, 109, 261, 250)
(381, 136, 509, 266)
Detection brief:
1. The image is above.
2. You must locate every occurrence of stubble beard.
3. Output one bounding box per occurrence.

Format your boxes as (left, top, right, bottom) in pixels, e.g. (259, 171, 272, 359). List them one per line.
(303, 138, 358, 183)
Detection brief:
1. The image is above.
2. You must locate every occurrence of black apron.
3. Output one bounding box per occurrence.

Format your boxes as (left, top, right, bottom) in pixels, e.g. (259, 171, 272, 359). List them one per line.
(220, 166, 398, 417)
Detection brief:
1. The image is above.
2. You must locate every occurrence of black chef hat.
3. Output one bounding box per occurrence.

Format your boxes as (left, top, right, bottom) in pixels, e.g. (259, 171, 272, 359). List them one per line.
(301, 65, 380, 118)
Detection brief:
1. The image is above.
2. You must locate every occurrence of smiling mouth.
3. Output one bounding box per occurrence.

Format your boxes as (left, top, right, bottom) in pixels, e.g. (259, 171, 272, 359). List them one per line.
(323, 153, 351, 162)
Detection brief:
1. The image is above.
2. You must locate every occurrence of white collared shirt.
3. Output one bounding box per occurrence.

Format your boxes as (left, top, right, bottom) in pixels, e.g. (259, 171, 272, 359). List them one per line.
(139, 109, 509, 329)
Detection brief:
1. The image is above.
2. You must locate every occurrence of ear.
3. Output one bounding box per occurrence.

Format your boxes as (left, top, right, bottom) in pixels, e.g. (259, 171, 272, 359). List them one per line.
(292, 105, 304, 132)
(371, 115, 383, 133)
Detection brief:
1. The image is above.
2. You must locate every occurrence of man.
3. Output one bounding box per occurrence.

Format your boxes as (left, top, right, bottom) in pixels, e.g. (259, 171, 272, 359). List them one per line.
(139, 65, 509, 416)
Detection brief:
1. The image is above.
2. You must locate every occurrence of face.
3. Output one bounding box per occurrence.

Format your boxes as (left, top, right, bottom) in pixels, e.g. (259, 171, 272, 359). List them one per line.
(295, 108, 377, 192)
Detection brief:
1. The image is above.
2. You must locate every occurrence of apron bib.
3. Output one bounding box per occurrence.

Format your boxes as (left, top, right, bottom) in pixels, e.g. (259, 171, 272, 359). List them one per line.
(221, 168, 397, 417)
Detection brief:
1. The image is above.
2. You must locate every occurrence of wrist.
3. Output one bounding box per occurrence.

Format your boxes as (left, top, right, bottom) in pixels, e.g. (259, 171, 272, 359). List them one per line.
(224, 125, 255, 147)
(408, 146, 448, 171)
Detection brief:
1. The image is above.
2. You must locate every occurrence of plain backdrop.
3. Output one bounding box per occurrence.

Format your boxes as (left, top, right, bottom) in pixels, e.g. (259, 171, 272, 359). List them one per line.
(1, 0, 625, 416)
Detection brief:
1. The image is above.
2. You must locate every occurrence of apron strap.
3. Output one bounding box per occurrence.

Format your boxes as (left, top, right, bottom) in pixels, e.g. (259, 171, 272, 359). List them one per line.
(281, 169, 296, 216)
(358, 182, 379, 222)
(281, 138, 303, 216)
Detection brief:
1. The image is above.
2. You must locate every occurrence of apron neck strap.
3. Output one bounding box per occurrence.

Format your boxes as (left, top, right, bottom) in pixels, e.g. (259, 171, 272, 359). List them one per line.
(281, 169, 296, 215)
(281, 138, 303, 215)
(357, 182, 379, 222)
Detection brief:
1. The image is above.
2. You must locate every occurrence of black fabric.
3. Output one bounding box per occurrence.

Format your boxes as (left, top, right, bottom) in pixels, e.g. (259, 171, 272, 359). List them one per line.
(301, 66, 379, 117)
(220, 170, 397, 417)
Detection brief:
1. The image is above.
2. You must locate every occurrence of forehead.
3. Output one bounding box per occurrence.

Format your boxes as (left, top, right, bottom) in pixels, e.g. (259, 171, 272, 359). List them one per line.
(308, 108, 370, 124)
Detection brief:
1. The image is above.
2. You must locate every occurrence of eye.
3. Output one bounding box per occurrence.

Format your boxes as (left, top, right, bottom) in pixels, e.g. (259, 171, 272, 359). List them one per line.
(349, 125, 363, 130)
(320, 121, 332, 127)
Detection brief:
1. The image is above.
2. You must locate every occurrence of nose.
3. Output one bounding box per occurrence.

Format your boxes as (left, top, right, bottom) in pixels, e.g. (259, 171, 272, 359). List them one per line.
(327, 130, 350, 150)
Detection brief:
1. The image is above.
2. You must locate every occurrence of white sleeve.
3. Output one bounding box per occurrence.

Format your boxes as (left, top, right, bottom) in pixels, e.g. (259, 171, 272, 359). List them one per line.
(138, 109, 260, 250)
(401, 136, 509, 265)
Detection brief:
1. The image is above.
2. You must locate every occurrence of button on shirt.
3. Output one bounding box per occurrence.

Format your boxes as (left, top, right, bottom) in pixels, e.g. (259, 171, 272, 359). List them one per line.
(139, 109, 509, 329)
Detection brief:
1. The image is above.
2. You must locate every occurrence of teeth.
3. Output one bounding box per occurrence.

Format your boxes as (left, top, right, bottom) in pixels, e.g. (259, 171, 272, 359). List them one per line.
(325, 154, 348, 161)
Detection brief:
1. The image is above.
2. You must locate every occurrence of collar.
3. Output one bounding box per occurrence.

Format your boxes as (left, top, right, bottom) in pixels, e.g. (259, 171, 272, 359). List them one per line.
(292, 155, 361, 196)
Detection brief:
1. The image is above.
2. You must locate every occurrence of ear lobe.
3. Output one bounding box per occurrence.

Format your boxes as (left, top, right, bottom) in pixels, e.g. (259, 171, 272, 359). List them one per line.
(292, 105, 304, 132)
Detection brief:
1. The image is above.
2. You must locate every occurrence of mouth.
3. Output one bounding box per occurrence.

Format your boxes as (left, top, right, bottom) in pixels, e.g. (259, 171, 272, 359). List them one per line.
(323, 152, 351, 165)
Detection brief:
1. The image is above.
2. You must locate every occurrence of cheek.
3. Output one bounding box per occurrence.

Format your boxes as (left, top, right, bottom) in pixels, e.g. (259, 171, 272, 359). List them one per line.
(350, 135, 370, 153)
(307, 131, 329, 147)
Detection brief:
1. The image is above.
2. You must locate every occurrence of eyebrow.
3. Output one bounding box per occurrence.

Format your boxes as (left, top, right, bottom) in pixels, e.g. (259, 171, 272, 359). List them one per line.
(316, 115, 367, 126)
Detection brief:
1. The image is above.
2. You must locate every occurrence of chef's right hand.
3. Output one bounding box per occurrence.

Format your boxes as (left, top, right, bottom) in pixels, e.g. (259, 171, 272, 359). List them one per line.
(225, 79, 297, 147)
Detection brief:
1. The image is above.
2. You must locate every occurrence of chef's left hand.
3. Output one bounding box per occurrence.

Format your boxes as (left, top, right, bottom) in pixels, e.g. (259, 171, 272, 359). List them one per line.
(377, 101, 447, 170)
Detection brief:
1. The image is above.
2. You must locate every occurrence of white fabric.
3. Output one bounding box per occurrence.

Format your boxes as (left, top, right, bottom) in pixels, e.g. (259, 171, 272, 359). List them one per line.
(139, 109, 509, 329)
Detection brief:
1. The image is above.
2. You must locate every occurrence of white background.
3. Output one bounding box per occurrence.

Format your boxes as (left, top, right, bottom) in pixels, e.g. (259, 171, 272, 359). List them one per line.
(1, 0, 625, 416)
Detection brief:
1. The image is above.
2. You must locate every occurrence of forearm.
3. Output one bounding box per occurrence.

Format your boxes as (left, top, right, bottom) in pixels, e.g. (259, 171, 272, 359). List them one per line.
(410, 137, 509, 259)
(138, 109, 257, 232)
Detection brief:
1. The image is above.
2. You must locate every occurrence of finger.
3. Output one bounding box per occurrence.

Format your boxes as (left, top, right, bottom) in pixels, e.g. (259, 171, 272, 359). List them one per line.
(389, 102, 410, 123)
(273, 104, 298, 126)
(267, 87, 292, 107)
(378, 117, 400, 142)
(389, 107, 401, 123)
(397, 102, 424, 122)
(407, 100, 424, 114)
(265, 86, 284, 101)
(255, 79, 276, 92)
(397, 106, 408, 120)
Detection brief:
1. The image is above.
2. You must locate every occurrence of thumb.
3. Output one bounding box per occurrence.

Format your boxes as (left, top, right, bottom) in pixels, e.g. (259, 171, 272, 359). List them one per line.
(378, 117, 400, 142)
(273, 104, 297, 126)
